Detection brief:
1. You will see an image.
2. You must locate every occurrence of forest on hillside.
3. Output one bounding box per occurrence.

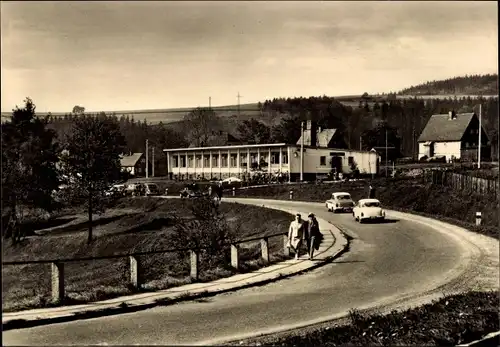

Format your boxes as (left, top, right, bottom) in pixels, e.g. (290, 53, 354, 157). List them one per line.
(398, 74, 498, 96)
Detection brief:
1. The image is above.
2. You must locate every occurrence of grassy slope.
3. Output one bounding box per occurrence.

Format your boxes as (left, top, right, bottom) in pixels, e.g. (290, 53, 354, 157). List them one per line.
(2, 198, 293, 312)
(235, 178, 499, 239)
(237, 291, 499, 346)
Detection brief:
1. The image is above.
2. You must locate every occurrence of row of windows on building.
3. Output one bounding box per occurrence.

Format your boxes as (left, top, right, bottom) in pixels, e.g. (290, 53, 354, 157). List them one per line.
(319, 156, 355, 166)
(172, 153, 289, 168)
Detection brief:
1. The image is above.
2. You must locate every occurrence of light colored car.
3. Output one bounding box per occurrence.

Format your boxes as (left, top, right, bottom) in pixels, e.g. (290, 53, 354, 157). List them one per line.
(326, 192, 355, 213)
(105, 184, 126, 197)
(353, 198, 386, 223)
(143, 183, 160, 196)
(222, 176, 242, 184)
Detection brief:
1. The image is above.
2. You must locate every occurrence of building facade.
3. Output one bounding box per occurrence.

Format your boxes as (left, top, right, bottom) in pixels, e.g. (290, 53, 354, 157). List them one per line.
(418, 111, 491, 162)
(120, 152, 151, 177)
(164, 143, 379, 181)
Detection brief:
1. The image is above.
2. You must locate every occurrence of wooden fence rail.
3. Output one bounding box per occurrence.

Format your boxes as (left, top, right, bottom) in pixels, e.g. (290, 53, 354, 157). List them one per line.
(2, 232, 289, 304)
(425, 170, 499, 196)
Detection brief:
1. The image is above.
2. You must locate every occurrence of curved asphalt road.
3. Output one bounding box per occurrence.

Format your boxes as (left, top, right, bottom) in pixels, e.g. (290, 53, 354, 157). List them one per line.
(3, 200, 498, 346)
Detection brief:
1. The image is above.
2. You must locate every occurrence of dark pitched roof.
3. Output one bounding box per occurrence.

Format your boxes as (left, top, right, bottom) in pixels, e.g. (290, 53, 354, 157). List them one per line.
(418, 113, 475, 142)
(120, 153, 143, 167)
(296, 129, 337, 147)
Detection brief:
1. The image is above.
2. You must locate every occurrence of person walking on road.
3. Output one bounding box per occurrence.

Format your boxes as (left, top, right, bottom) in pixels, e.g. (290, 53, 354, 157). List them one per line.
(288, 213, 305, 260)
(369, 184, 376, 199)
(306, 213, 322, 260)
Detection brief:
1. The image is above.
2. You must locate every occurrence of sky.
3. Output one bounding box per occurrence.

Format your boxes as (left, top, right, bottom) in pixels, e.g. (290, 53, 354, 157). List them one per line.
(1, 1, 498, 113)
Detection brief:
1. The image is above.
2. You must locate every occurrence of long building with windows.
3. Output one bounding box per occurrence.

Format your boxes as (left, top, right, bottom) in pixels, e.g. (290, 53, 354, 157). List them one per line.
(163, 143, 379, 181)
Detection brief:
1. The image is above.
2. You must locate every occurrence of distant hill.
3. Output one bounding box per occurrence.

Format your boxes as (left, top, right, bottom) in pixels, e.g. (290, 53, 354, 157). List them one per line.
(1, 103, 264, 125)
(398, 74, 498, 96)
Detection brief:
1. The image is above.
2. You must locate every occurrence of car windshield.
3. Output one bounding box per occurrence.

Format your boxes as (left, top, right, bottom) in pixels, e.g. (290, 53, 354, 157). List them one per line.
(336, 195, 351, 200)
(364, 202, 380, 207)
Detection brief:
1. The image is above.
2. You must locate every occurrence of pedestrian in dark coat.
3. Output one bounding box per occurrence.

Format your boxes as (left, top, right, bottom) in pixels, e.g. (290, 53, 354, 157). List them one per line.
(306, 213, 322, 259)
(369, 185, 376, 199)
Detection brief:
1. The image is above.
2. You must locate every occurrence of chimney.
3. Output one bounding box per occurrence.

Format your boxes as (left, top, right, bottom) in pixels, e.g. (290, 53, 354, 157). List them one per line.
(310, 121, 318, 147)
(306, 120, 312, 130)
(448, 111, 457, 120)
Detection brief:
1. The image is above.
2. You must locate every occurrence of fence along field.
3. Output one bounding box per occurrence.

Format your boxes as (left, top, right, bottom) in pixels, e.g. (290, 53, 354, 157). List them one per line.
(424, 170, 499, 196)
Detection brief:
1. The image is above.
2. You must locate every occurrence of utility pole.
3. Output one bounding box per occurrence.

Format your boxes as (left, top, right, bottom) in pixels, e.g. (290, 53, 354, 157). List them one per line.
(360, 135, 362, 151)
(209, 96, 211, 109)
(145, 139, 149, 179)
(152, 146, 155, 177)
(300, 121, 304, 182)
(385, 127, 388, 177)
(237, 92, 242, 116)
(478, 103, 482, 169)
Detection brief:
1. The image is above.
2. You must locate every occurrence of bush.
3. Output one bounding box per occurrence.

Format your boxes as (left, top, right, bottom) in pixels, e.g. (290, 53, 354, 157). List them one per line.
(169, 197, 237, 272)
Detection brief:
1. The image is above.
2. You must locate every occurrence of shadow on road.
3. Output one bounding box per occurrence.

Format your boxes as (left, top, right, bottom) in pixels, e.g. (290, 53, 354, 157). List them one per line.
(360, 218, 399, 224)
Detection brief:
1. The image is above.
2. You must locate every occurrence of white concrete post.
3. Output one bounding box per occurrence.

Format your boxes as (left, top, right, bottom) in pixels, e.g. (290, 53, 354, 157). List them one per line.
(261, 237, 269, 264)
(231, 244, 239, 269)
(476, 212, 482, 226)
(290, 190, 293, 200)
(190, 250, 199, 280)
(283, 234, 290, 256)
(232, 187, 236, 196)
(129, 255, 140, 289)
(51, 262, 65, 303)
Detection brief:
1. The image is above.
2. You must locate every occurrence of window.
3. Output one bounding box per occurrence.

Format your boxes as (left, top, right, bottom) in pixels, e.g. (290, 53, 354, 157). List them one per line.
(221, 155, 228, 167)
(203, 155, 209, 167)
(173, 156, 179, 168)
(271, 152, 280, 164)
(212, 154, 219, 167)
(348, 156, 354, 165)
(180, 155, 187, 168)
(195, 155, 201, 168)
(188, 155, 194, 168)
(230, 155, 237, 167)
(465, 142, 470, 148)
(320, 156, 326, 166)
(282, 153, 288, 164)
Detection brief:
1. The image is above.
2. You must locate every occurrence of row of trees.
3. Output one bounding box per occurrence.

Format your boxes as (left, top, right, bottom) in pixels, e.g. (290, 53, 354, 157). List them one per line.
(398, 74, 498, 96)
(2, 98, 128, 244)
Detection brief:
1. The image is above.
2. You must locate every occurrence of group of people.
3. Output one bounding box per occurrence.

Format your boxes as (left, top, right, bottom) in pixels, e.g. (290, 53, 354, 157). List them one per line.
(287, 213, 322, 260)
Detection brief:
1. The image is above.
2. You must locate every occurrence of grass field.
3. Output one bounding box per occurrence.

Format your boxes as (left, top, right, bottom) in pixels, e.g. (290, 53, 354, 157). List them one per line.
(235, 291, 499, 346)
(2, 197, 293, 312)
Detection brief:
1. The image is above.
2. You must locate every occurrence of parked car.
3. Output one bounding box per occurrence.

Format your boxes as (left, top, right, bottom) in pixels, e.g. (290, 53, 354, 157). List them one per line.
(326, 192, 355, 213)
(222, 176, 242, 184)
(125, 183, 145, 196)
(180, 183, 204, 198)
(353, 198, 385, 223)
(105, 184, 127, 197)
(143, 183, 160, 196)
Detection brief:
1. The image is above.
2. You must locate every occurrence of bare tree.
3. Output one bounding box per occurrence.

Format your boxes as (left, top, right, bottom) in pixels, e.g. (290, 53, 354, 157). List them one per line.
(183, 107, 221, 147)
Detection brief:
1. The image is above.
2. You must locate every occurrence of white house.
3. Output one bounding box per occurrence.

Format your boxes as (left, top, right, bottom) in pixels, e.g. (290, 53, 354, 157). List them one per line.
(418, 111, 490, 162)
(163, 143, 379, 182)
